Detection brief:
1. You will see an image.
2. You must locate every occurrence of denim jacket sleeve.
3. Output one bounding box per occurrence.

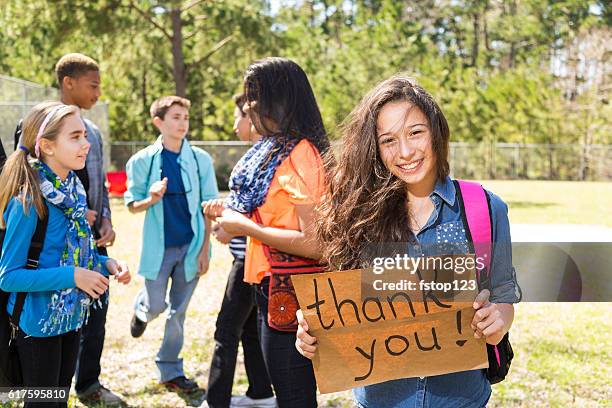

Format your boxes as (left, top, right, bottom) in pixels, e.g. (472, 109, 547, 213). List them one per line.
(488, 191, 521, 304)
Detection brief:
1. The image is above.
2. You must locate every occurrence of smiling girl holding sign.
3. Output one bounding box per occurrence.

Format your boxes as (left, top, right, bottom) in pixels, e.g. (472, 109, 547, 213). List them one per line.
(295, 75, 521, 408)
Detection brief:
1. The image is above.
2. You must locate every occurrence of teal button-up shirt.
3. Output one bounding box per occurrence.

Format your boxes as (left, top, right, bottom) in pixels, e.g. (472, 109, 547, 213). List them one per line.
(124, 136, 219, 282)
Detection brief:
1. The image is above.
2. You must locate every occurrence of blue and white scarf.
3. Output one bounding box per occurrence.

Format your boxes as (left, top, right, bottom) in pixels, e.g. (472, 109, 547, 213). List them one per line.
(225, 136, 297, 214)
(33, 161, 102, 335)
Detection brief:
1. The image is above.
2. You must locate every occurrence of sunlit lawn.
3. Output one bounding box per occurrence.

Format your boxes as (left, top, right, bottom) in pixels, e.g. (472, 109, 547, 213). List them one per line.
(480, 180, 612, 227)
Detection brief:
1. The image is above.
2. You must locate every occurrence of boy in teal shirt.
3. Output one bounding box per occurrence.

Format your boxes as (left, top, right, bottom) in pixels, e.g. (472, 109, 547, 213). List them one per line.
(124, 95, 218, 392)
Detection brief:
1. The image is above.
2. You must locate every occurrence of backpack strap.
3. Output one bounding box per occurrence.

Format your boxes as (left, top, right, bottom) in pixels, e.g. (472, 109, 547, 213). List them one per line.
(454, 180, 502, 366)
(190, 146, 202, 202)
(453, 180, 493, 286)
(0, 139, 7, 171)
(454, 180, 508, 368)
(10, 211, 49, 330)
(13, 119, 23, 151)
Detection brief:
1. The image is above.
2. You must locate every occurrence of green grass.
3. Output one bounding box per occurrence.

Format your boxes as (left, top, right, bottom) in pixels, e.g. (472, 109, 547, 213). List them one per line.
(32, 180, 611, 407)
(492, 304, 611, 407)
(480, 180, 612, 226)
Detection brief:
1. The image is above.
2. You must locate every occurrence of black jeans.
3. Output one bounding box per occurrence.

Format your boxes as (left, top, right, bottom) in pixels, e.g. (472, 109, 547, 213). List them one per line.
(15, 329, 81, 408)
(74, 243, 108, 394)
(255, 277, 317, 408)
(74, 288, 108, 394)
(207, 258, 273, 408)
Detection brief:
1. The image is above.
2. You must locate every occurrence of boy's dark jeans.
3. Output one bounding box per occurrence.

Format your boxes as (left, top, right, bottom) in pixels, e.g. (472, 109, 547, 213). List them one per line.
(16, 329, 81, 408)
(74, 289, 108, 394)
(207, 258, 274, 408)
(255, 277, 317, 408)
(75, 244, 109, 395)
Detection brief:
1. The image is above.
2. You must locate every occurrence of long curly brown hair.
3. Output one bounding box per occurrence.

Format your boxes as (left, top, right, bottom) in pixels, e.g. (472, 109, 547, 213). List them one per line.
(316, 75, 450, 270)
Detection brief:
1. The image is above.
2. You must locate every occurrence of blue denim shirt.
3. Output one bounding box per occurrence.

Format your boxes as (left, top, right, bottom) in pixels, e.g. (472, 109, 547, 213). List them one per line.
(353, 176, 520, 408)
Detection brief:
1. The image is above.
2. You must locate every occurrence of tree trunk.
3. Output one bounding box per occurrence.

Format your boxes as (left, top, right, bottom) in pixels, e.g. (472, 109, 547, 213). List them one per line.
(580, 108, 593, 180)
(450, 18, 466, 65)
(507, 0, 517, 69)
(548, 146, 554, 180)
(141, 67, 148, 132)
(483, 4, 492, 68)
(170, 7, 186, 97)
(471, 11, 480, 67)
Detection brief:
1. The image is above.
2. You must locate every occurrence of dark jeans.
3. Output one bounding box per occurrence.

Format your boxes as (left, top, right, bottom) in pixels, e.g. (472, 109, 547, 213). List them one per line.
(255, 277, 317, 408)
(74, 289, 108, 394)
(74, 244, 108, 394)
(15, 329, 81, 408)
(207, 258, 273, 408)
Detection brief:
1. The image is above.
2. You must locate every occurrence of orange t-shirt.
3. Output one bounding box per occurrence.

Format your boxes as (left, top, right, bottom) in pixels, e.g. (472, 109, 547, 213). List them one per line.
(244, 139, 325, 284)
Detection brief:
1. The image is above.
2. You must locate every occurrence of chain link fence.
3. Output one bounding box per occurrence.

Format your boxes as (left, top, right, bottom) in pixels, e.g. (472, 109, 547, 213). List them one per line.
(110, 140, 611, 188)
(0, 74, 110, 168)
(449, 142, 611, 181)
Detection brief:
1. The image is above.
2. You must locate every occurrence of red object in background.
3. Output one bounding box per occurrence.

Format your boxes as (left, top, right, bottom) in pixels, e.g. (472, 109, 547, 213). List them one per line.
(106, 171, 127, 197)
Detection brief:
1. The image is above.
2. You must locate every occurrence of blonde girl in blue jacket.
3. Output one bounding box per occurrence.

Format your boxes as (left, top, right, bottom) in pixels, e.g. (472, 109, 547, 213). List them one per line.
(0, 101, 130, 407)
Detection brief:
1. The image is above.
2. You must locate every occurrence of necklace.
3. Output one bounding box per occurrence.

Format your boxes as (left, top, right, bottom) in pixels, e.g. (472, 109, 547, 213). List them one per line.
(408, 197, 433, 234)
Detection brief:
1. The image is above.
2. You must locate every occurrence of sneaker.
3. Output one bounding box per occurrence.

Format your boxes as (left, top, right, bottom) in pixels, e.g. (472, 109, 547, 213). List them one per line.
(231, 395, 277, 408)
(162, 376, 200, 393)
(77, 385, 124, 406)
(130, 315, 147, 338)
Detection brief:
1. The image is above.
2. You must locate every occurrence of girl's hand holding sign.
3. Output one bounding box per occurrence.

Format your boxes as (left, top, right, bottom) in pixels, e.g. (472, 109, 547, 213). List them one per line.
(295, 309, 318, 359)
(471, 289, 514, 346)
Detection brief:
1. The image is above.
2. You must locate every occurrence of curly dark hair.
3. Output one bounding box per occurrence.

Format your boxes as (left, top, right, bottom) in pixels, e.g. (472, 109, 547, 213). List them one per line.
(316, 75, 450, 270)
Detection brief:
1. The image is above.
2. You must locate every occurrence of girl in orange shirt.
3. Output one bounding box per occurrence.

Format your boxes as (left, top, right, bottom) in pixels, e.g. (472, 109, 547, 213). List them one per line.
(205, 57, 330, 408)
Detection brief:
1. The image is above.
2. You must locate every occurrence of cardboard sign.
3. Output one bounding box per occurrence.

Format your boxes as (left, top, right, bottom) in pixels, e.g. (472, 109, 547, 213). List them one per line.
(292, 263, 487, 394)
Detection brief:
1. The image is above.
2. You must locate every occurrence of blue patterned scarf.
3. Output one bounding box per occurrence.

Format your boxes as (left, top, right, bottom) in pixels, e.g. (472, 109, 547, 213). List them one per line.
(225, 136, 297, 214)
(33, 161, 102, 334)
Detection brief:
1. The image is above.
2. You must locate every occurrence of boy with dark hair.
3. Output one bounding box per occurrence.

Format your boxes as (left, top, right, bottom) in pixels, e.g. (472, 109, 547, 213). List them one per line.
(125, 95, 218, 392)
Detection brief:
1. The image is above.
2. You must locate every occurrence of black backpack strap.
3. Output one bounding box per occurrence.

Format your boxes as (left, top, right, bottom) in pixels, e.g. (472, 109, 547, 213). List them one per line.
(10, 211, 49, 329)
(480, 191, 494, 292)
(13, 120, 23, 151)
(0, 139, 7, 171)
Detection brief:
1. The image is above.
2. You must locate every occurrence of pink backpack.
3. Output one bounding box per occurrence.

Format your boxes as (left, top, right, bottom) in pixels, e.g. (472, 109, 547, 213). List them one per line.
(455, 180, 514, 384)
